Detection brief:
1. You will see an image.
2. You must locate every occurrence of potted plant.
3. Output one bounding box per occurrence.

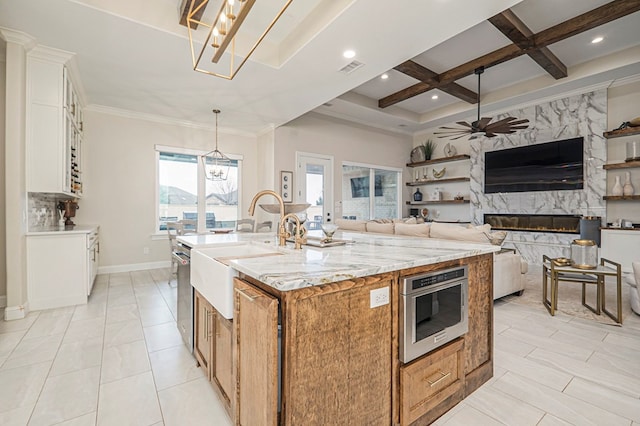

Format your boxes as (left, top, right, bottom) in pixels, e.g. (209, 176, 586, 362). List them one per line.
(422, 139, 436, 160)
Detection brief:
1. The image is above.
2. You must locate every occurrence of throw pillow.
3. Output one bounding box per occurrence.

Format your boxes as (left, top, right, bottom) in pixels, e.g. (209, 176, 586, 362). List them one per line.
(487, 230, 508, 246)
(395, 223, 431, 237)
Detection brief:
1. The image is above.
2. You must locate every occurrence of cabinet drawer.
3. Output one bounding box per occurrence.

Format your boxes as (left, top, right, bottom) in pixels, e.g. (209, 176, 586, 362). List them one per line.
(400, 338, 464, 425)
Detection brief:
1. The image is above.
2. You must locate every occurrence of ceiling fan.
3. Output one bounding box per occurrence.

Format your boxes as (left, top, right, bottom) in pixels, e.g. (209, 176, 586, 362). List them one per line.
(434, 66, 529, 140)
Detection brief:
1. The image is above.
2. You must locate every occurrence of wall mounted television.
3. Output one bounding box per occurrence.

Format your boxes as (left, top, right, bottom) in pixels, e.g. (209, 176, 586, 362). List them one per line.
(350, 176, 383, 198)
(484, 137, 584, 193)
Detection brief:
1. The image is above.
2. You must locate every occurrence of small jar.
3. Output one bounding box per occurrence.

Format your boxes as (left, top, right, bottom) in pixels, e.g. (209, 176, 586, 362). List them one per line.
(570, 239, 597, 269)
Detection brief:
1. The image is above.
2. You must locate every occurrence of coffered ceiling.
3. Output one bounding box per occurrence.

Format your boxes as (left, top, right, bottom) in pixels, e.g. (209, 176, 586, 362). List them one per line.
(1, 0, 639, 136)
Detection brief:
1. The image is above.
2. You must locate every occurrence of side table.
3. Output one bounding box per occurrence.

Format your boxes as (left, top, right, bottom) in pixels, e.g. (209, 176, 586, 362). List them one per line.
(542, 255, 622, 324)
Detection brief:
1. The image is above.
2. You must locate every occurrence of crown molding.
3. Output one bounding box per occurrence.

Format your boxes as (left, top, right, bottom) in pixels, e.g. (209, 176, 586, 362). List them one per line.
(0, 27, 36, 48)
(28, 45, 75, 64)
(85, 104, 257, 138)
(609, 73, 640, 88)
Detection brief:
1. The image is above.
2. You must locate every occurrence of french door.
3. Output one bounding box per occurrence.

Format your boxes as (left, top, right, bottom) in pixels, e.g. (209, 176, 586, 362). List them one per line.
(295, 152, 334, 230)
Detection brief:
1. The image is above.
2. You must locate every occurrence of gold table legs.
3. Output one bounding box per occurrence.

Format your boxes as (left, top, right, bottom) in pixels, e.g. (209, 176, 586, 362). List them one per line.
(542, 256, 622, 324)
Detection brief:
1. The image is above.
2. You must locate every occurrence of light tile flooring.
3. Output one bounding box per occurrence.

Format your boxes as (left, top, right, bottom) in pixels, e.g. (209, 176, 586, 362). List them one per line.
(0, 268, 638, 425)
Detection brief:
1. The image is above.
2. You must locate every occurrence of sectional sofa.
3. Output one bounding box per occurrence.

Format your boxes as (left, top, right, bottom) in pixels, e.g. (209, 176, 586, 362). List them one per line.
(334, 218, 528, 300)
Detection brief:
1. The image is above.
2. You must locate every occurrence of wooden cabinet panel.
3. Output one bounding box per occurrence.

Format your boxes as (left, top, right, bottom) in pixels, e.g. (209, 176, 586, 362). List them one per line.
(464, 254, 493, 395)
(234, 278, 278, 426)
(400, 338, 464, 426)
(194, 290, 212, 377)
(283, 275, 393, 425)
(214, 313, 233, 403)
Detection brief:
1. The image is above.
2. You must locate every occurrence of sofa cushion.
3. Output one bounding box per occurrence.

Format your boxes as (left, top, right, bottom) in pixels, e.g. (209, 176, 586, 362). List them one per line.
(393, 217, 417, 224)
(430, 222, 490, 244)
(335, 218, 367, 232)
(366, 221, 395, 234)
(395, 223, 431, 237)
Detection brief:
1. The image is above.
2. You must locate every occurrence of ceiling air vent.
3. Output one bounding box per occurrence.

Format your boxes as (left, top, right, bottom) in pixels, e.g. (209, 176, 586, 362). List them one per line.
(339, 60, 364, 74)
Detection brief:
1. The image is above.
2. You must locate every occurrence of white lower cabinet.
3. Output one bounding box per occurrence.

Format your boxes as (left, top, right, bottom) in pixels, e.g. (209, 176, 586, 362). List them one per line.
(27, 227, 100, 310)
(601, 229, 639, 273)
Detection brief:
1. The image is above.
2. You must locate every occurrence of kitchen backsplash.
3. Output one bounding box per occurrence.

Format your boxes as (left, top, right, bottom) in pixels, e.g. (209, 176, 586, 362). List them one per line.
(28, 193, 73, 229)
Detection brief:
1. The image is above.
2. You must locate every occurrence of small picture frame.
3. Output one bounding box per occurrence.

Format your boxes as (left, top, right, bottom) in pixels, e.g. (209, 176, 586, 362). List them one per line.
(280, 171, 293, 203)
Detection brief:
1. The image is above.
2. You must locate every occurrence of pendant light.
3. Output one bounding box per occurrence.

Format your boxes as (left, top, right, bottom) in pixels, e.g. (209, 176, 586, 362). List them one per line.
(201, 109, 231, 181)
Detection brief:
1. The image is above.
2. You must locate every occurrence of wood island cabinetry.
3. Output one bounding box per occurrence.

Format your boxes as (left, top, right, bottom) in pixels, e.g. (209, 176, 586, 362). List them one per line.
(194, 290, 234, 414)
(230, 253, 493, 426)
(194, 290, 213, 375)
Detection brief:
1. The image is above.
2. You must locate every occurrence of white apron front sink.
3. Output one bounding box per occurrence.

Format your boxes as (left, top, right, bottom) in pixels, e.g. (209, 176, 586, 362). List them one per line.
(191, 243, 281, 319)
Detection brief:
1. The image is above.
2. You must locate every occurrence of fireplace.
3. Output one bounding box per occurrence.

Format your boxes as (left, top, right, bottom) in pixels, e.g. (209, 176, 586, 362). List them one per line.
(484, 213, 580, 234)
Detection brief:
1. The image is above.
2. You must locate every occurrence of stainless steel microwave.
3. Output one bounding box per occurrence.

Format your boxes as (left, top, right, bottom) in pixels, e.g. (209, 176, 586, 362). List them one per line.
(400, 266, 469, 363)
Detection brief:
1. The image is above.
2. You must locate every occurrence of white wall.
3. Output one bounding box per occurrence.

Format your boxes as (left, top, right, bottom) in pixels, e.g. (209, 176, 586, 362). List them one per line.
(607, 79, 640, 224)
(274, 112, 412, 219)
(79, 110, 259, 271)
(0, 41, 6, 303)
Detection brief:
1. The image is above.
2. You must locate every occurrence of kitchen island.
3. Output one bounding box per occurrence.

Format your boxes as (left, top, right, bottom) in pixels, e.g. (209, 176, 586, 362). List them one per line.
(178, 231, 498, 425)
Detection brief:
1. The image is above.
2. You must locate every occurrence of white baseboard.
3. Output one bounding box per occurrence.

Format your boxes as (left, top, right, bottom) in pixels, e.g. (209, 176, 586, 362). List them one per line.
(4, 303, 29, 321)
(0, 295, 6, 308)
(98, 260, 171, 275)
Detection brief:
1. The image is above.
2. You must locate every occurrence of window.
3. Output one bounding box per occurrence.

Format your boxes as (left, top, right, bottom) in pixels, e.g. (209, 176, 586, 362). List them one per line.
(156, 146, 241, 232)
(342, 163, 401, 220)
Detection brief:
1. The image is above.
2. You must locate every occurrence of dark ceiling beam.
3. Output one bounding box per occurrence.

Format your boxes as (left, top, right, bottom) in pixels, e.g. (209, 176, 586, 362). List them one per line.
(379, 0, 640, 108)
(389, 61, 478, 105)
(534, 0, 640, 47)
(488, 9, 567, 79)
(179, 0, 209, 29)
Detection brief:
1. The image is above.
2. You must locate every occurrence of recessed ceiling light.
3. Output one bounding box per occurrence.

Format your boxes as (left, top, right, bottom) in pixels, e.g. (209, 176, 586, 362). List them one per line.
(591, 36, 604, 44)
(381, 73, 389, 80)
(432, 95, 439, 100)
(343, 50, 356, 59)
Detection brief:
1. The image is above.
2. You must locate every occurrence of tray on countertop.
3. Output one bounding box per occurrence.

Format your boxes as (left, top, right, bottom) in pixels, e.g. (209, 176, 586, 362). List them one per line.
(287, 236, 349, 248)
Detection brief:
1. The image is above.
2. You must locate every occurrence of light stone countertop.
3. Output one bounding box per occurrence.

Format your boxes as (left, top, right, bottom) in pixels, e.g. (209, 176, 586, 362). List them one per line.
(178, 230, 499, 291)
(26, 224, 99, 236)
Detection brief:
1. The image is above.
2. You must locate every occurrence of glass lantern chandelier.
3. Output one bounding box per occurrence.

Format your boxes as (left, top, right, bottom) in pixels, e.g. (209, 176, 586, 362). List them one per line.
(201, 109, 231, 181)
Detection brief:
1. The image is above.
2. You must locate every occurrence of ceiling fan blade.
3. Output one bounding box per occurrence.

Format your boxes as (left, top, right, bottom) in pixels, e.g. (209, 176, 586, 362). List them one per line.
(485, 125, 515, 134)
(448, 133, 472, 140)
(455, 121, 472, 128)
(437, 126, 470, 130)
(508, 118, 529, 126)
(488, 117, 517, 127)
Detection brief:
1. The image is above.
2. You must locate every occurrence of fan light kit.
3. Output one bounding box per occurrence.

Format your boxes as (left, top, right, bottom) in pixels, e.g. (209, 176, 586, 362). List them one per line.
(435, 66, 529, 140)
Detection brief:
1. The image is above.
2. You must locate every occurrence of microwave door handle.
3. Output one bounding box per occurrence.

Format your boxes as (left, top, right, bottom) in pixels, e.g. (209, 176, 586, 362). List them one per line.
(416, 279, 464, 295)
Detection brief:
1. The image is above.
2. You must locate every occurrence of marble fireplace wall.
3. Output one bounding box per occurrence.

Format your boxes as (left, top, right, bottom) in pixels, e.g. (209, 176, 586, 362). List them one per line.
(470, 90, 607, 265)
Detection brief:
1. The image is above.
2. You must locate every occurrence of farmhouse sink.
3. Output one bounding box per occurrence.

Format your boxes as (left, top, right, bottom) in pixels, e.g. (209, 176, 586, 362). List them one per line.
(191, 243, 282, 319)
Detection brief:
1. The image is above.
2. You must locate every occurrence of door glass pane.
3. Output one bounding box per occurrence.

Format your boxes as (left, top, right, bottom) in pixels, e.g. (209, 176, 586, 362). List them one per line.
(373, 169, 398, 219)
(305, 164, 324, 230)
(205, 160, 239, 229)
(158, 152, 198, 230)
(342, 165, 370, 220)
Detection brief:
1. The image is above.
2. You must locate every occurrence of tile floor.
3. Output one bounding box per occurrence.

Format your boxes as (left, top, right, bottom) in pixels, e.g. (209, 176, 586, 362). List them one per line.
(0, 268, 638, 425)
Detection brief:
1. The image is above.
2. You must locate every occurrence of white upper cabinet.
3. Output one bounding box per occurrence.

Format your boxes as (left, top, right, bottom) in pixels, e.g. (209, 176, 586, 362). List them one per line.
(26, 47, 84, 197)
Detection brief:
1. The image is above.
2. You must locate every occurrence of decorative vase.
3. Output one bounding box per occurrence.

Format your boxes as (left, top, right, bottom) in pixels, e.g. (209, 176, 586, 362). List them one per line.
(612, 175, 623, 196)
(623, 171, 635, 196)
(413, 188, 423, 202)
